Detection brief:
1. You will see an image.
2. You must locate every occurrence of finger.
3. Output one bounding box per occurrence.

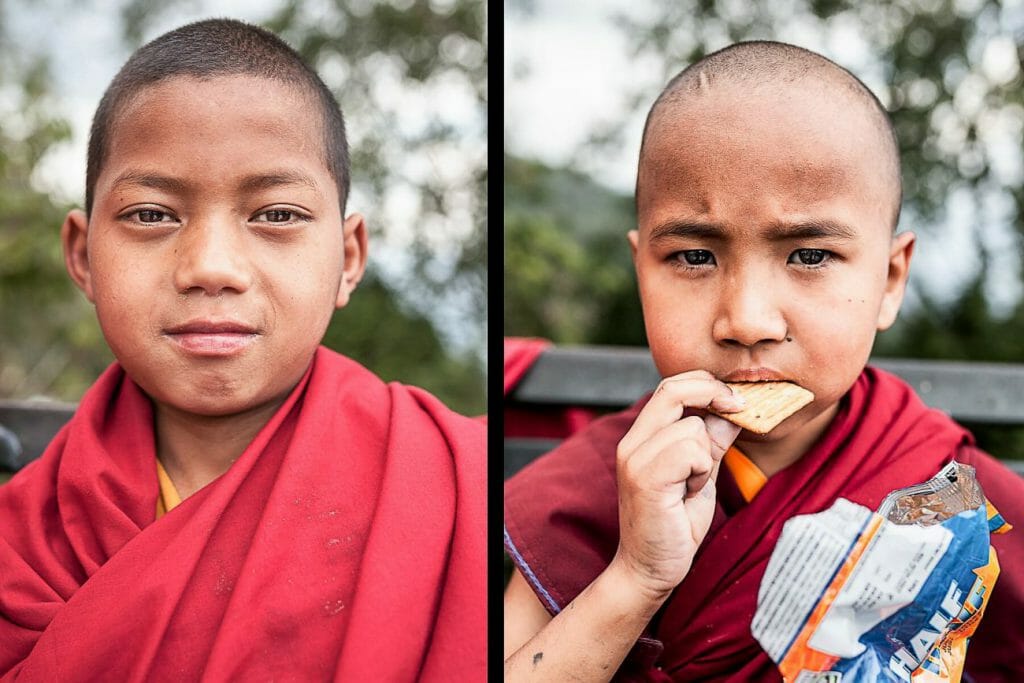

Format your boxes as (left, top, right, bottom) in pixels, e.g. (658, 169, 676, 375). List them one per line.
(627, 414, 737, 493)
(627, 415, 709, 471)
(625, 430, 714, 495)
(685, 416, 739, 496)
(703, 414, 741, 460)
(621, 376, 744, 454)
(685, 477, 719, 542)
(653, 374, 746, 414)
(687, 451, 723, 499)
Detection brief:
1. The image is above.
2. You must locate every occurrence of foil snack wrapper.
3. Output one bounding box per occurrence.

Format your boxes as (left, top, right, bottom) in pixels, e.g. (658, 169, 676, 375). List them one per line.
(752, 462, 1008, 682)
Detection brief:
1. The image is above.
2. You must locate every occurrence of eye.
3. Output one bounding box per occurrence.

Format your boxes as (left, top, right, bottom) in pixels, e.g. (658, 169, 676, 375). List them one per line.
(788, 248, 831, 267)
(135, 209, 172, 223)
(675, 250, 716, 266)
(120, 208, 177, 225)
(257, 210, 294, 223)
(251, 208, 310, 225)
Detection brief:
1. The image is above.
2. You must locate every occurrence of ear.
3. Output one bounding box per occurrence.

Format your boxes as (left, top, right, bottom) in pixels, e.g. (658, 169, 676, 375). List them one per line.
(335, 212, 368, 309)
(877, 231, 915, 331)
(62, 209, 95, 302)
(627, 229, 639, 261)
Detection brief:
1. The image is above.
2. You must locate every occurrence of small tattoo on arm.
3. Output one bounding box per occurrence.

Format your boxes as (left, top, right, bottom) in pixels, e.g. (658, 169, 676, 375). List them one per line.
(532, 652, 543, 667)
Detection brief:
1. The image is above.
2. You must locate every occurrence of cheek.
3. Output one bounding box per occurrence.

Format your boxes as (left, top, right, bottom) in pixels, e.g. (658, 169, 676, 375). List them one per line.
(263, 245, 343, 321)
(794, 293, 880, 394)
(89, 251, 155, 337)
(639, 271, 714, 371)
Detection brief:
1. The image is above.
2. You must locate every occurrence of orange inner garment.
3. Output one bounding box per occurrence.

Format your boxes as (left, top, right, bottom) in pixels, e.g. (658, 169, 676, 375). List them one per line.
(723, 446, 767, 502)
(155, 459, 182, 519)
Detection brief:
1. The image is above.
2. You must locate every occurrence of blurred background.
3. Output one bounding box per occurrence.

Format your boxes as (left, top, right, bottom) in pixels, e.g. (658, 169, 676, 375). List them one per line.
(505, 0, 1024, 457)
(0, 0, 486, 415)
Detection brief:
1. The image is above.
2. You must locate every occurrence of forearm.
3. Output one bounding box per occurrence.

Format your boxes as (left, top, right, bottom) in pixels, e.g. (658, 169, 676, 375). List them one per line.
(504, 560, 667, 682)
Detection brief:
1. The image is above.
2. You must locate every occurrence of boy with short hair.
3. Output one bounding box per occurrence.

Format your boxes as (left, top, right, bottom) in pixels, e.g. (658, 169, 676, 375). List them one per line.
(0, 18, 485, 680)
(504, 41, 1024, 680)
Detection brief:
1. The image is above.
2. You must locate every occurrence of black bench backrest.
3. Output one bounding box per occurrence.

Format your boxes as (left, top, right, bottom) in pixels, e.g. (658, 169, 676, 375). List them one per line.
(0, 400, 76, 473)
(505, 345, 1024, 479)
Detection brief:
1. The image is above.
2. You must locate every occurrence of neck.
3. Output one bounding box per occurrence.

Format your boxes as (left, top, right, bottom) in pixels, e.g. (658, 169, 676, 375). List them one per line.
(153, 398, 284, 500)
(737, 403, 839, 478)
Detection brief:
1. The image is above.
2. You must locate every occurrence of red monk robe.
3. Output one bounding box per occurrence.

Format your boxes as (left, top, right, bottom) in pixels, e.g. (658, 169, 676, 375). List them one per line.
(504, 367, 1024, 681)
(0, 346, 485, 681)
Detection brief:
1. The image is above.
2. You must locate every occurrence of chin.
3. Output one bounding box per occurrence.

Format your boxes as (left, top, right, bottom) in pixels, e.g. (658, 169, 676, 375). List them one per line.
(146, 379, 276, 418)
(162, 394, 258, 418)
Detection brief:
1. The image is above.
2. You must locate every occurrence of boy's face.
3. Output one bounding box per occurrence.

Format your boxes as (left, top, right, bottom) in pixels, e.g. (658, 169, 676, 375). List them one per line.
(630, 82, 914, 445)
(63, 75, 366, 418)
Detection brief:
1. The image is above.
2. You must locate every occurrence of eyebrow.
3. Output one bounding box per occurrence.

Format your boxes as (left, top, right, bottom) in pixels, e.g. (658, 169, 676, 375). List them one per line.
(109, 169, 322, 196)
(647, 218, 858, 242)
(110, 170, 189, 194)
(647, 220, 727, 243)
(237, 171, 322, 196)
(764, 219, 858, 241)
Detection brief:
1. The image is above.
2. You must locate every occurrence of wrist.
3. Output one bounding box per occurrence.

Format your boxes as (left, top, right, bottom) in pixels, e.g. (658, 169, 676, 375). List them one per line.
(604, 554, 677, 616)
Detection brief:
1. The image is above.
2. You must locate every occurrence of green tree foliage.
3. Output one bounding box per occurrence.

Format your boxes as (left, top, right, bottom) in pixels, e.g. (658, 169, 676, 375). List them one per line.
(0, 0, 484, 415)
(504, 154, 643, 345)
(323, 272, 484, 414)
(0, 1, 112, 400)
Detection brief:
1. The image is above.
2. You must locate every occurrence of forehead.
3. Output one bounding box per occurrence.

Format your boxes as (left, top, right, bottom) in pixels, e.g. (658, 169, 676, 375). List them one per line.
(98, 74, 330, 192)
(637, 82, 893, 237)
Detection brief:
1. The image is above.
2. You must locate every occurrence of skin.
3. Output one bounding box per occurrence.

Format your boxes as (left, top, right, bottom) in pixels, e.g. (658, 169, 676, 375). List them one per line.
(63, 74, 367, 499)
(504, 79, 914, 680)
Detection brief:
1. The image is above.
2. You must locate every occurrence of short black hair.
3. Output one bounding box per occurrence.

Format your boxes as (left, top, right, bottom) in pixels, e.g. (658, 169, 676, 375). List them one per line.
(85, 18, 349, 216)
(638, 40, 902, 229)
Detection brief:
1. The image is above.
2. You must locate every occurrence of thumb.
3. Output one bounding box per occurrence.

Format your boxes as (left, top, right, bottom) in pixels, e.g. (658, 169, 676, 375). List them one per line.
(686, 474, 719, 543)
(685, 415, 740, 499)
(704, 414, 741, 460)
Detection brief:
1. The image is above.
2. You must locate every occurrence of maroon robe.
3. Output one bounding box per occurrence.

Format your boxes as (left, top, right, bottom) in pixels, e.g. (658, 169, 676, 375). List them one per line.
(504, 366, 1024, 681)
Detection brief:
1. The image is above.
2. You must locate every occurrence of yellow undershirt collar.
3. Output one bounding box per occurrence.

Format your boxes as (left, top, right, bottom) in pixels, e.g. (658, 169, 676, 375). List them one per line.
(723, 446, 768, 502)
(155, 459, 182, 519)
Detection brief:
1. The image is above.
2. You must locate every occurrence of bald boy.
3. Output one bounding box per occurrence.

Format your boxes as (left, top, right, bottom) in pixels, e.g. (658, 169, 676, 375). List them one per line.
(504, 41, 1024, 681)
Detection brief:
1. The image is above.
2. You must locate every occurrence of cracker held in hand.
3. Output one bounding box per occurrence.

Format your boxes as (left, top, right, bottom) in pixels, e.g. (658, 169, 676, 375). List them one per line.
(710, 382, 814, 434)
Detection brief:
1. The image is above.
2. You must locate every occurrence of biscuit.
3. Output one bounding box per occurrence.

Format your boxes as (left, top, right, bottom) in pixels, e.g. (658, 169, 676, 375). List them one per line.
(710, 381, 814, 434)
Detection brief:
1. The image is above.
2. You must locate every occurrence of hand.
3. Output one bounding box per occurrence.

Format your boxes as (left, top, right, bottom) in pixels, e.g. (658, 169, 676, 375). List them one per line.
(611, 371, 743, 602)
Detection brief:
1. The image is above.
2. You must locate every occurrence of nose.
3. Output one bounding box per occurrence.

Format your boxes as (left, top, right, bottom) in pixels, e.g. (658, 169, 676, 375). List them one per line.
(172, 215, 252, 296)
(712, 266, 788, 347)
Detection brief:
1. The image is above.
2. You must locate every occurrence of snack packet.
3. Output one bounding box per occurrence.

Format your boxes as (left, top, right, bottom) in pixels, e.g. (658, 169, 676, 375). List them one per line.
(751, 462, 1009, 682)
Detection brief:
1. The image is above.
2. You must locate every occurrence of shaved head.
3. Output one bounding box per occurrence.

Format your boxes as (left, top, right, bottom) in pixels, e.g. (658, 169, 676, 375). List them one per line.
(637, 41, 902, 230)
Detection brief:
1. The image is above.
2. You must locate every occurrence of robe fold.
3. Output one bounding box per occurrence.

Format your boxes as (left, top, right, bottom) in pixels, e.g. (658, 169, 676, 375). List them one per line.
(504, 366, 1024, 681)
(1, 346, 486, 681)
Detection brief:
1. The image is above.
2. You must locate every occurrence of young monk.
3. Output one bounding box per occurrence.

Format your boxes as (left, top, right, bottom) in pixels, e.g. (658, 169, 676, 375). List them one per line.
(504, 41, 1024, 681)
(0, 18, 485, 680)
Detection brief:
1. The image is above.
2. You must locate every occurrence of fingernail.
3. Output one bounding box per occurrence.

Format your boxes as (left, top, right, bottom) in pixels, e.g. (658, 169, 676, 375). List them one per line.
(729, 390, 746, 407)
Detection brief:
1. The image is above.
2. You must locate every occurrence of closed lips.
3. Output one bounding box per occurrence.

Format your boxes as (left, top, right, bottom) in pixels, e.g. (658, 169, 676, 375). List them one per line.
(164, 321, 258, 335)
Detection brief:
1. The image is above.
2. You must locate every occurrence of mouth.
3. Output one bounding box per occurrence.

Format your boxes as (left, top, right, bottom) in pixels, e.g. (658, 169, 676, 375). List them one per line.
(721, 368, 790, 383)
(163, 320, 259, 357)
